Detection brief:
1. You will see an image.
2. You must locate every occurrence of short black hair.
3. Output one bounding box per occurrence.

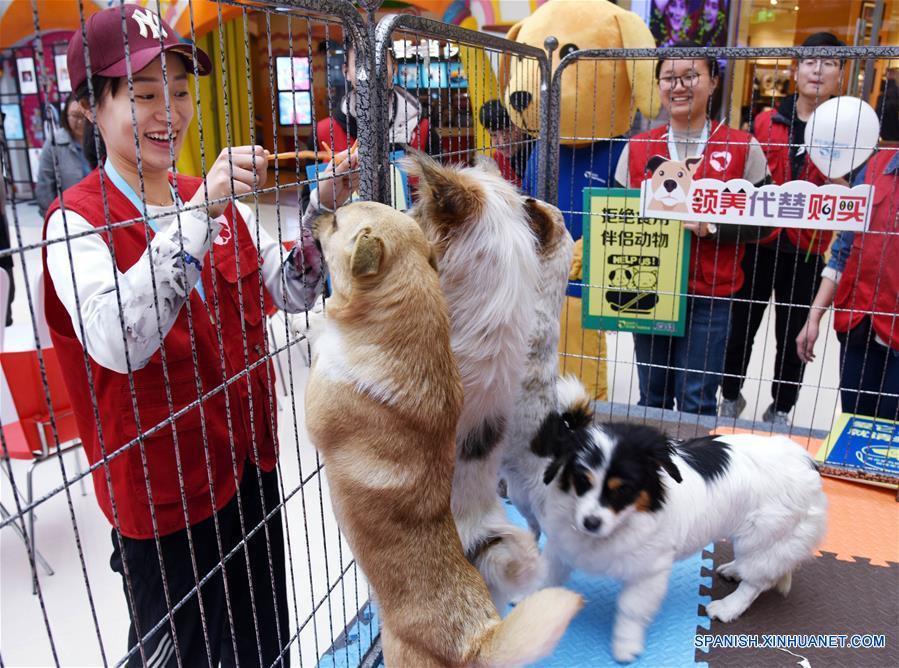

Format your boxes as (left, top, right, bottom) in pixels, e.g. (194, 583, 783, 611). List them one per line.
(74, 74, 121, 106)
(801, 32, 846, 48)
(655, 40, 720, 80)
(799, 32, 847, 68)
(479, 99, 512, 132)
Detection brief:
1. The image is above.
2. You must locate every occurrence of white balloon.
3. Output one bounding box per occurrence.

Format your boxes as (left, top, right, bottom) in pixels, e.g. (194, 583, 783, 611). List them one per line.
(805, 96, 880, 179)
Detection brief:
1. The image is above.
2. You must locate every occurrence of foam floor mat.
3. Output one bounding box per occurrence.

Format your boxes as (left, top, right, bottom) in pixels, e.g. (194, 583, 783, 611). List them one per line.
(505, 505, 710, 668)
(698, 542, 899, 667)
(317, 603, 380, 668)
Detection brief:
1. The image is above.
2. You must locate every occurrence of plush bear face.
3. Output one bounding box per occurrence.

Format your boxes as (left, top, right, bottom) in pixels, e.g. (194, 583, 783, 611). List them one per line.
(504, 0, 660, 146)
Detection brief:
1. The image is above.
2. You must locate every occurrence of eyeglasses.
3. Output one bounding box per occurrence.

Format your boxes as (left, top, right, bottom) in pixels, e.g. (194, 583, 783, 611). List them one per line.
(658, 72, 703, 89)
(799, 59, 841, 70)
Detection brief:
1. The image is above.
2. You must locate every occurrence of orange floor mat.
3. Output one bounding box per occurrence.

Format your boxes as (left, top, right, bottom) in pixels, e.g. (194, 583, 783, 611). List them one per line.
(818, 477, 899, 567)
(713, 426, 899, 567)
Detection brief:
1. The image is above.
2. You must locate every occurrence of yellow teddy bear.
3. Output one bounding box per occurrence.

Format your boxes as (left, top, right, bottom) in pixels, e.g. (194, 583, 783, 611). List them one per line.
(505, 0, 659, 400)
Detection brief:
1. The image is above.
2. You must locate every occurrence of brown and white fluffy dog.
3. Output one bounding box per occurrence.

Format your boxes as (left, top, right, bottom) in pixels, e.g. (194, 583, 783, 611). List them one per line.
(306, 201, 582, 667)
(501, 200, 574, 536)
(403, 152, 544, 609)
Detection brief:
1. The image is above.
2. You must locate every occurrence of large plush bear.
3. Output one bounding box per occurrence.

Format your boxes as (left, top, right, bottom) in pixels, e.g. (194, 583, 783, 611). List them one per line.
(505, 0, 659, 399)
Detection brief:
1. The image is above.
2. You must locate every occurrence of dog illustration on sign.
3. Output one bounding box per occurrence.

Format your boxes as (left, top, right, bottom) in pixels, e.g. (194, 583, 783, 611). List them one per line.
(645, 155, 703, 213)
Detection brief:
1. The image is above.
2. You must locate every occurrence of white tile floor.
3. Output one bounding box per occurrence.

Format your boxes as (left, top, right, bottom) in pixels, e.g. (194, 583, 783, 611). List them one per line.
(1, 195, 844, 666)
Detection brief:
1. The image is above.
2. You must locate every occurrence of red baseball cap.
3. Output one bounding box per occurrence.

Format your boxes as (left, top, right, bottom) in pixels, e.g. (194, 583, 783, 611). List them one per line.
(67, 4, 211, 95)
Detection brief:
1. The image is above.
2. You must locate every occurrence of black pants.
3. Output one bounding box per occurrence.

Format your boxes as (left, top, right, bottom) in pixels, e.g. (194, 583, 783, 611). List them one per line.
(110, 463, 290, 668)
(837, 319, 899, 421)
(722, 240, 824, 412)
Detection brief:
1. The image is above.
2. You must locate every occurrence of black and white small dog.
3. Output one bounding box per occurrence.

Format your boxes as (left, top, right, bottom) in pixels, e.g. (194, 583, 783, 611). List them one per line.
(534, 377, 827, 663)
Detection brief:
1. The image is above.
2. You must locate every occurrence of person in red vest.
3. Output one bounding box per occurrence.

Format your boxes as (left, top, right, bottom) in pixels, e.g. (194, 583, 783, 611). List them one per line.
(478, 98, 532, 186)
(796, 148, 899, 421)
(310, 43, 441, 157)
(721, 32, 845, 425)
(42, 5, 323, 666)
(615, 45, 770, 415)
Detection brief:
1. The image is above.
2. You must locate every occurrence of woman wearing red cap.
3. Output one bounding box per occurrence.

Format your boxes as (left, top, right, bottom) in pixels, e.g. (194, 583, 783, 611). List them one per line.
(41, 5, 321, 665)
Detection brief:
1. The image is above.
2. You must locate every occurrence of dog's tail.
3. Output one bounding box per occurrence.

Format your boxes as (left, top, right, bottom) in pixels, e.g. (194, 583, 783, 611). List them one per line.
(474, 587, 583, 668)
(556, 375, 593, 427)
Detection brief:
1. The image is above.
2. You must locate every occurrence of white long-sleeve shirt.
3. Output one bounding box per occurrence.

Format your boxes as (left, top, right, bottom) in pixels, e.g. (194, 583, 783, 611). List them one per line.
(45, 198, 324, 374)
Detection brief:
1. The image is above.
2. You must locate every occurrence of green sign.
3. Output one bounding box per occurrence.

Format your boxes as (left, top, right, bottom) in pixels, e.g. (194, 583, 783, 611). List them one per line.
(582, 188, 690, 336)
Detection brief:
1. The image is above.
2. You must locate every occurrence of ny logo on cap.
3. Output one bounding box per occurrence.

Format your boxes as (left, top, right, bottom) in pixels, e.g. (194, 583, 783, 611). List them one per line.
(131, 8, 168, 40)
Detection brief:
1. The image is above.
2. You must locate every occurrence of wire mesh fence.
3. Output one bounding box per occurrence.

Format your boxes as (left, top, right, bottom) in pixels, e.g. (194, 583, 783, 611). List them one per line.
(1, 1, 898, 666)
(546, 45, 898, 487)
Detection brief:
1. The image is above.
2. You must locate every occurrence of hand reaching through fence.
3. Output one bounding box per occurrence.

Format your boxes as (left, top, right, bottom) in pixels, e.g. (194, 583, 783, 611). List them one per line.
(191, 145, 270, 218)
(315, 147, 361, 211)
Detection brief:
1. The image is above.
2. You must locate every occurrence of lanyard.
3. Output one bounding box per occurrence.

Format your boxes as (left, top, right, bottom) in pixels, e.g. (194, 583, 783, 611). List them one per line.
(103, 160, 205, 301)
(667, 120, 711, 162)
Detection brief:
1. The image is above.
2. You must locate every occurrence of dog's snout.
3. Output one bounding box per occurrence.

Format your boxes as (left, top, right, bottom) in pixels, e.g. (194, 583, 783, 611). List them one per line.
(663, 179, 678, 193)
(582, 515, 601, 532)
(509, 91, 532, 112)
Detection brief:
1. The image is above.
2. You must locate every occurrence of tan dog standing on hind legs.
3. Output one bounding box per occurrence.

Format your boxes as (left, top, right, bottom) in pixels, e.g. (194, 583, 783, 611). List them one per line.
(306, 201, 582, 667)
(403, 152, 546, 610)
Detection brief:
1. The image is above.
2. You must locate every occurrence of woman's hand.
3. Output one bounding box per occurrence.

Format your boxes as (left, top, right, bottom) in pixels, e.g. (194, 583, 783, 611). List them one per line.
(683, 221, 713, 237)
(827, 176, 850, 187)
(190, 145, 269, 218)
(796, 317, 820, 363)
(316, 148, 360, 211)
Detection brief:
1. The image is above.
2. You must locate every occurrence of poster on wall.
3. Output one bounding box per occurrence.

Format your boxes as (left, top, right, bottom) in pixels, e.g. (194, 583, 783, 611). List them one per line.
(16, 57, 38, 95)
(582, 188, 690, 336)
(55, 54, 72, 94)
(650, 0, 729, 48)
(1, 104, 25, 141)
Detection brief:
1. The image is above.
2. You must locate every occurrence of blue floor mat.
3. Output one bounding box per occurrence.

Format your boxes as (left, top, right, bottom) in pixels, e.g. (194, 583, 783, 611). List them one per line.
(316, 603, 380, 668)
(505, 504, 710, 668)
(317, 504, 709, 668)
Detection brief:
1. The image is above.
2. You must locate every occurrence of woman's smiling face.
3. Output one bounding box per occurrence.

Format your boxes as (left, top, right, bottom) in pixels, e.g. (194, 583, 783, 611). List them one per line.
(658, 57, 717, 126)
(91, 53, 193, 176)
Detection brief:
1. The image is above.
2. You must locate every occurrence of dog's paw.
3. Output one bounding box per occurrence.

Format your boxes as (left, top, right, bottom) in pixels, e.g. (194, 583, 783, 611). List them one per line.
(706, 599, 743, 623)
(612, 636, 644, 664)
(715, 561, 741, 582)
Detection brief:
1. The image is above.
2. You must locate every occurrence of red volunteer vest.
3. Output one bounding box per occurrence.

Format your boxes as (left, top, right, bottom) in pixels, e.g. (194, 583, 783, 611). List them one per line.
(833, 149, 899, 350)
(753, 110, 832, 254)
(314, 116, 431, 153)
(42, 170, 277, 538)
(629, 122, 752, 297)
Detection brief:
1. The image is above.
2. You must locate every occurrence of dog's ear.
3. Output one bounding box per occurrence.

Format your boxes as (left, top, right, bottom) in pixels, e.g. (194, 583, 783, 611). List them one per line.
(401, 150, 483, 222)
(532, 411, 566, 458)
(523, 197, 554, 249)
(350, 230, 384, 278)
(652, 439, 683, 484)
(645, 154, 668, 175)
(685, 156, 703, 175)
(543, 456, 564, 486)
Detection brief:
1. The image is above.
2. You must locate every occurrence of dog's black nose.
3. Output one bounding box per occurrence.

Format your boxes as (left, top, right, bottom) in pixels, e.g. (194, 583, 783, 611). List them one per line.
(509, 91, 532, 112)
(582, 516, 601, 532)
(663, 179, 678, 193)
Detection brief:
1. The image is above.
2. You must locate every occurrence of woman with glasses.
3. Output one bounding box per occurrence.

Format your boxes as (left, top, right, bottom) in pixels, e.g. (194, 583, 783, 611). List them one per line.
(721, 32, 846, 426)
(614, 42, 770, 415)
(35, 93, 91, 218)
